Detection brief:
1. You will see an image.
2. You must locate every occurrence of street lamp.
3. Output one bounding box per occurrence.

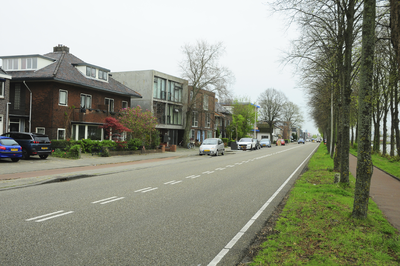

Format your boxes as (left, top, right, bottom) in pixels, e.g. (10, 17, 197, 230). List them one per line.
(250, 103, 260, 139)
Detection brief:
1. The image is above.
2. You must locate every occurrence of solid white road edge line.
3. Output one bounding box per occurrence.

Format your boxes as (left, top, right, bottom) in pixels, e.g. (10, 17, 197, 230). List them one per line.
(207, 144, 319, 266)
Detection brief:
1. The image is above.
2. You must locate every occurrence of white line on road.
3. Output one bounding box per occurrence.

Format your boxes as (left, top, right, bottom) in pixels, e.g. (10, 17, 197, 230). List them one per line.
(26, 210, 74, 222)
(92, 196, 117, 204)
(165, 180, 182, 185)
(215, 168, 226, 171)
(134, 187, 152, 192)
(100, 197, 125, 204)
(26, 210, 65, 221)
(186, 175, 201, 179)
(208, 144, 319, 266)
(140, 187, 158, 193)
(203, 171, 214, 174)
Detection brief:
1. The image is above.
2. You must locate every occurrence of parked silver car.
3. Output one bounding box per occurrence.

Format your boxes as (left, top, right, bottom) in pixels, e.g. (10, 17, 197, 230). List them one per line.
(237, 138, 257, 150)
(199, 138, 225, 156)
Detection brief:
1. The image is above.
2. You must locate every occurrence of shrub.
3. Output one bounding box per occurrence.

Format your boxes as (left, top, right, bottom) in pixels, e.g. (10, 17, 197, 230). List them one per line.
(51, 140, 71, 150)
(100, 147, 110, 157)
(68, 145, 81, 159)
(127, 138, 142, 150)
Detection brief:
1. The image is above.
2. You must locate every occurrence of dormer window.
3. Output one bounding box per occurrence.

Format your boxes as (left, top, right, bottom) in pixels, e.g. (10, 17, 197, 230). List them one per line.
(1, 55, 54, 71)
(99, 69, 108, 81)
(21, 58, 37, 70)
(86, 66, 96, 78)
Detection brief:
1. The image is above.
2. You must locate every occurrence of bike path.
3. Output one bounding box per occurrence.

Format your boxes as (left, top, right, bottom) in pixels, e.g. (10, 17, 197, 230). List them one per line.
(349, 154, 400, 231)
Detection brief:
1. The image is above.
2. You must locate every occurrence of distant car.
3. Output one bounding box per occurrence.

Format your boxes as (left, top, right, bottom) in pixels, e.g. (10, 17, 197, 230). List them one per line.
(237, 138, 257, 150)
(1, 132, 52, 159)
(199, 138, 225, 156)
(298, 138, 305, 144)
(260, 139, 271, 148)
(0, 136, 22, 162)
(276, 139, 285, 146)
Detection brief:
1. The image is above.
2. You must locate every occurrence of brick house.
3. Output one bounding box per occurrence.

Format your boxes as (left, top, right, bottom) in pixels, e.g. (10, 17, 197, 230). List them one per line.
(0, 68, 12, 135)
(0, 45, 141, 140)
(215, 99, 232, 139)
(188, 87, 215, 143)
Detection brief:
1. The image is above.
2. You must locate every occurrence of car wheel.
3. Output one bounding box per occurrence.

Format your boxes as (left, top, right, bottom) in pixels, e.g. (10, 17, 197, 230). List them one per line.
(215, 150, 219, 156)
(39, 155, 48, 159)
(22, 149, 30, 159)
(11, 158, 20, 162)
(221, 149, 225, 155)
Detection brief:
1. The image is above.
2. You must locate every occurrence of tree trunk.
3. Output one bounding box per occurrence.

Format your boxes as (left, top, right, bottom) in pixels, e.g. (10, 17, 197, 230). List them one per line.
(390, 0, 400, 77)
(183, 110, 193, 147)
(340, 0, 355, 184)
(383, 109, 387, 156)
(352, 0, 376, 219)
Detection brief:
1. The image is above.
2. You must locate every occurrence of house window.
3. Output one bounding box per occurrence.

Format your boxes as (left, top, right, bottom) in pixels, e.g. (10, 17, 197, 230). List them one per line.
(167, 104, 182, 125)
(86, 66, 96, 78)
(153, 77, 166, 100)
(190, 129, 195, 140)
(21, 58, 37, 70)
(14, 84, 21, 110)
(59, 90, 68, 106)
(203, 94, 209, 110)
(122, 101, 128, 109)
(80, 94, 92, 109)
(206, 113, 211, 128)
(57, 128, 65, 140)
(3, 59, 19, 70)
(105, 98, 114, 112)
(207, 130, 212, 139)
(99, 69, 108, 81)
(36, 127, 45, 134)
(0, 81, 4, 98)
(72, 124, 102, 140)
(192, 111, 198, 127)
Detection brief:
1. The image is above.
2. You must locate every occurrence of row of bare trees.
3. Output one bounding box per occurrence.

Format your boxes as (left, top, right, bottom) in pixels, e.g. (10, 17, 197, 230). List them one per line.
(269, 0, 400, 218)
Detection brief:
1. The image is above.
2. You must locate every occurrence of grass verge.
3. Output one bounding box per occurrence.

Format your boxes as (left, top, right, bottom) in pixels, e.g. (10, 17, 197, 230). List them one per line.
(247, 144, 400, 265)
(349, 147, 400, 179)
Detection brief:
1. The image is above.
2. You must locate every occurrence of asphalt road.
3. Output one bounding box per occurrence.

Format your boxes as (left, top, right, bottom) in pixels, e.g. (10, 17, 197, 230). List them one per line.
(0, 143, 319, 265)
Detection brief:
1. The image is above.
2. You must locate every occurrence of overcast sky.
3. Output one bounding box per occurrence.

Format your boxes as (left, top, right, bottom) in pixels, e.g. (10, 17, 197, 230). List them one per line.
(1, 0, 318, 135)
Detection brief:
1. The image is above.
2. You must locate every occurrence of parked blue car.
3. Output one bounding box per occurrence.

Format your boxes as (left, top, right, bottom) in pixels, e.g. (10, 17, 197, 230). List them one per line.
(0, 136, 22, 162)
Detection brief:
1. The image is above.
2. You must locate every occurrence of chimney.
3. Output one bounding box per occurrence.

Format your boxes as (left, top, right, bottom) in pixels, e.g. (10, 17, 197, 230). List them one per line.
(53, 44, 69, 53)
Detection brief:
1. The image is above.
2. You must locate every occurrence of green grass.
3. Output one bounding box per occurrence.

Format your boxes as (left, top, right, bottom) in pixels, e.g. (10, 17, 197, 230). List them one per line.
(250, 145, 400, 265)
(350, 147, 400, 179)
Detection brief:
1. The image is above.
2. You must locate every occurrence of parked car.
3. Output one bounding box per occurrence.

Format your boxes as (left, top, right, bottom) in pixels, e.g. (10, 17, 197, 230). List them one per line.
(1, 132, 52, 159)
(298, 138, 305, 144)
(260, 139, 271, 148)
(0, 136, 22, 162)
(199, 138, 225, 156)
(237, 138, 257, 150)
(276, 139, 285, 146)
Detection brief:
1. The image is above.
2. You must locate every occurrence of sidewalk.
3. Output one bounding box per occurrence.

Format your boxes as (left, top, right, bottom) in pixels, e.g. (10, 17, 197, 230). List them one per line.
(349, 154, 400, 231)
(1, 146, 234, 190)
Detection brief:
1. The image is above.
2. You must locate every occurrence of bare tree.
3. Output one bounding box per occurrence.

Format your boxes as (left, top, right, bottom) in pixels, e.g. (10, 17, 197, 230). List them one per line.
(282, 101, 304, 136)
(257, 88, 287, 132)
(390, 0, 400, 76)
(179, 40, 235, 146)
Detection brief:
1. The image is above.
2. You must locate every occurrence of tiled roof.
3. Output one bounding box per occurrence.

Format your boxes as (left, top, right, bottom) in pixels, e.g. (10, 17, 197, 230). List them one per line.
(4, 51, 142, 98)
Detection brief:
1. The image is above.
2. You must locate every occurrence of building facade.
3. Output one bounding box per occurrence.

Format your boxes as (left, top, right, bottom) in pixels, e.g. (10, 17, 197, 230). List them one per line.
(0, 69, 12, 135)
(111, 70, 188, 145)
(188, 87, 215, 143)
(0, 45, 141, 140)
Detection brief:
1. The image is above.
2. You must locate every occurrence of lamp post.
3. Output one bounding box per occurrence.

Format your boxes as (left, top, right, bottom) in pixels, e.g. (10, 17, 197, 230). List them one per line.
(251, 103, 260, 139)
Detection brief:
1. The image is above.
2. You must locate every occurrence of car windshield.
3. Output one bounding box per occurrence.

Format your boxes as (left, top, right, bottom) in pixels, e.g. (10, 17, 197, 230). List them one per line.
(239, 138, 252, 142)
(203, 139, 217, 145)
(0, 139, 20, 146)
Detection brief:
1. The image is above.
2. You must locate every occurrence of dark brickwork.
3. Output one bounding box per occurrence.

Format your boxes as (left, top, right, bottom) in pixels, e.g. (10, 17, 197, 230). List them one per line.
(8, 81, 130, 140)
